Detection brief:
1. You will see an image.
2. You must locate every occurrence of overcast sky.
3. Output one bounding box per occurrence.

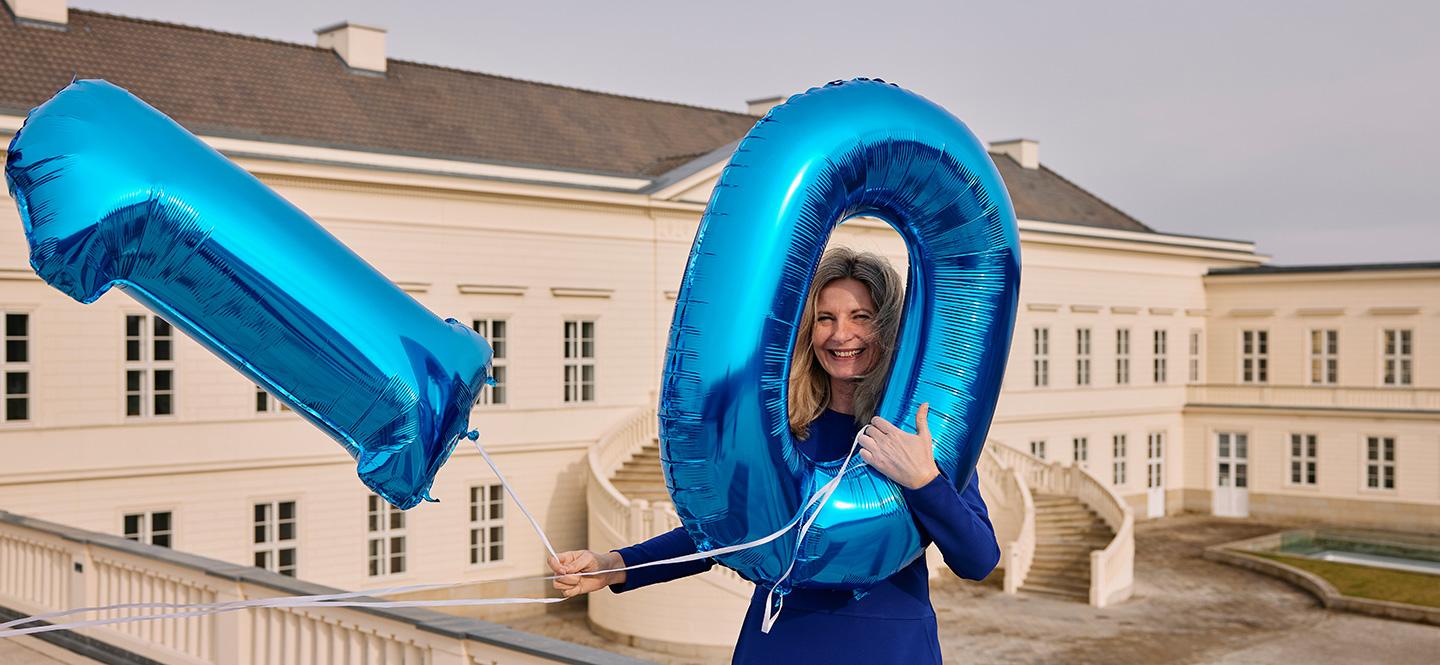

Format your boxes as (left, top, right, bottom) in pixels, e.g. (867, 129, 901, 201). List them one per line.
(75, 0, 1439, 265)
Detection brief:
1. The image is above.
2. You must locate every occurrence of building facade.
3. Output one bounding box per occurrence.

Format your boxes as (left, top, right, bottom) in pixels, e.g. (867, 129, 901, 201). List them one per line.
(0, 0, 1435, 638)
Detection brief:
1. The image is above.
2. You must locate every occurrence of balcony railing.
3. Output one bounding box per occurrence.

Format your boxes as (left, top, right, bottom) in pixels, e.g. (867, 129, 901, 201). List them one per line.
(0, 510, 652, 665)
(1187, 384, 1440, 412)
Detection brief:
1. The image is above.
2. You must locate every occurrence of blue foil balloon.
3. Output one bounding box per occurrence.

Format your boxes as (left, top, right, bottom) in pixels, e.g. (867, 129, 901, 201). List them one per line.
(5, 80, 491, 509)
(660, 79, 1020, 590)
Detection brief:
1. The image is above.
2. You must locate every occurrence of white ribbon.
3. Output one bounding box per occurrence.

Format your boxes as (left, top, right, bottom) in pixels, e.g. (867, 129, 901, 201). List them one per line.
(0, 429, 866, 639)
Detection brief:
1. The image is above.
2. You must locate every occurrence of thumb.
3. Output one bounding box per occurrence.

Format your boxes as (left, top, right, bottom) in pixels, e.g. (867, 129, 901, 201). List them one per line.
(916, 402, 931, 439)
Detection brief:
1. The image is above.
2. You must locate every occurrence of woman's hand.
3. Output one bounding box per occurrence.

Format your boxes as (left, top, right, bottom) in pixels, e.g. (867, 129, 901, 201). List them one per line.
(548, 549, 626, 597)
(858, 402, 941, 490)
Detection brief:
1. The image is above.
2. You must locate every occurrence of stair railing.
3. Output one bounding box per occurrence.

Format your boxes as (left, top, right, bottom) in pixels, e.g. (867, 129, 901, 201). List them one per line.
(991, 443, 1135, 607)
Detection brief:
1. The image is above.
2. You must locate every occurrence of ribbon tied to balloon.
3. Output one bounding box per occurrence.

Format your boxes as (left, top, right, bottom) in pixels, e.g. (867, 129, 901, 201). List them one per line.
(5, 80, 491, 509)
(661, 79, 1021, 592)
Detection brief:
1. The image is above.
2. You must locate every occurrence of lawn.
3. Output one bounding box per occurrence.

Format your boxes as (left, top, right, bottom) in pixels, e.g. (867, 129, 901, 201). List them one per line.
(1249, 551, 1440, 608)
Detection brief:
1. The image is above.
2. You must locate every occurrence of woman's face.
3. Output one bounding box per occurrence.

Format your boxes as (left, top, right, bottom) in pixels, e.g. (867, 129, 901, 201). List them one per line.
(810, 277, 880, 381)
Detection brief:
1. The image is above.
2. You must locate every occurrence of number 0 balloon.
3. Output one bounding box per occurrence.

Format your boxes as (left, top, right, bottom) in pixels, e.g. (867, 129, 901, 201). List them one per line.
(661, 79, 1020, 590)
(5, 80, 491, 509)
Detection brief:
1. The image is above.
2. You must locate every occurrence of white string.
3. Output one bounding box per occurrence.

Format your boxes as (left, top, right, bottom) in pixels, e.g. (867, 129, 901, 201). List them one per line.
(0, 429, 865, 639)
(465, 431, 557, 561)
(760, 427, 866, 633)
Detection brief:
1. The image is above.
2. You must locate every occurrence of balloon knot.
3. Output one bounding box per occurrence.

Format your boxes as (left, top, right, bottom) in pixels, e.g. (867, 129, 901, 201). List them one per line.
(465, 430, 479, 441)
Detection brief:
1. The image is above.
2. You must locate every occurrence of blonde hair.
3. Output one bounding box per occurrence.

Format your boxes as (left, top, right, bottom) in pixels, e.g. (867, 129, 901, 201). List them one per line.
(788, 247, 904, 439)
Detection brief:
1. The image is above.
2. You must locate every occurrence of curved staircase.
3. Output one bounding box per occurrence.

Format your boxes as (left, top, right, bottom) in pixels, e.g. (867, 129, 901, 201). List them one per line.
(608, 440, 668, 503)
(1025, 494, 1115, 600)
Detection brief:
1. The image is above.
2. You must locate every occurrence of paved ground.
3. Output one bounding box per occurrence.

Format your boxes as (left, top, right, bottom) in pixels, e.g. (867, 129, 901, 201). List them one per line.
(506, 515, 1440, 665)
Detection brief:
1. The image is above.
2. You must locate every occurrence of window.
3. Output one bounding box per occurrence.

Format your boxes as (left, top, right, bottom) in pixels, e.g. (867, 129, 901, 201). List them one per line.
(1153, 330, 1168, 384)
(469, 484, 505, 564)
(1146, 432, 1165, 489)
(1365, 436, 1395, 490)
(3, 312, 29, 421)
(563, 320, 595, 403)
(1029, 440, 1047, 460)
(1382, 330, 1412, 386)
(1075, 328, 1091, 386)
(1309, 330, 1338, 385)
(125, 314, 176, 416)
(1115, 329, 1130, 385)
(472, 319, 508, 405)
(1188, 329, 1202, 384)
(1112, 434, 1127, 486)
(367, 495, 406, 576)
(255, 386, 291, 413)
(1241, 330, 1268, 384)
(1289, 434, 1317, 486)
(1072, 437, 1088, 465)
(1032, 327, 1049, 387)
(122, 511, 172, 548)
(253, 501, 297, 576)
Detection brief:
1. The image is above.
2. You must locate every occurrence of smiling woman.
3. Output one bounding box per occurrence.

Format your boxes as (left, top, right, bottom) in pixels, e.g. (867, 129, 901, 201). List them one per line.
(789, 246, 905, 439)
(548, 245, 1001, 663)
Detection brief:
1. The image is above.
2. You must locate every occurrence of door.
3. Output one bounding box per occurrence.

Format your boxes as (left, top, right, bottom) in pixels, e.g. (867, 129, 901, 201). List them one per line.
(1146, 432, 1165, 518)
(1213, 432, 1249, 517)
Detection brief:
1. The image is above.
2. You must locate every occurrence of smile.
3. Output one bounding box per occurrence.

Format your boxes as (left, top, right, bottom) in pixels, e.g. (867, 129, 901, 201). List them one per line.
(829, 349, 865, 359)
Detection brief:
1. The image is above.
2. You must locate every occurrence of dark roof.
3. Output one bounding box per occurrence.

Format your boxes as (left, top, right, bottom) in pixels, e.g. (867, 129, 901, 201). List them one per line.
(1208, 261, 1440, 276)
(2, 8, 1155, 235)
(990, 154, 1152, 233)
(0, 8, 760, 178)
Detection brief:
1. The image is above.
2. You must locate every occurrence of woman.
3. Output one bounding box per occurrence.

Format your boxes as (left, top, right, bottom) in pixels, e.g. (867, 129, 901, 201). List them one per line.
(549, 247, 1000, 663)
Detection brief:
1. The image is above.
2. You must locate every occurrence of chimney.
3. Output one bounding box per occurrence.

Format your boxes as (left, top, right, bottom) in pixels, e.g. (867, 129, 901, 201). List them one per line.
(315, 22, 387, 74)
(988, 138, 1039, 169)
(746, 95, 785, 116)
(4, 0, 67, 25)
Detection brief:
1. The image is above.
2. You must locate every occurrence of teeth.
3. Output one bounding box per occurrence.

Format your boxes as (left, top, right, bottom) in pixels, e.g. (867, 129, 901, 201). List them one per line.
(831, 349, 863, 358)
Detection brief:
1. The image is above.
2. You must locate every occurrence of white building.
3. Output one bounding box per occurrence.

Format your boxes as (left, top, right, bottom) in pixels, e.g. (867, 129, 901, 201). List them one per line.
(0, 1, 1435, 659)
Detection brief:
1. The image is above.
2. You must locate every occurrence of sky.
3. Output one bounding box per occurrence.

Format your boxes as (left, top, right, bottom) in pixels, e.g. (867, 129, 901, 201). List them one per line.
(74, 0, 1440, 265)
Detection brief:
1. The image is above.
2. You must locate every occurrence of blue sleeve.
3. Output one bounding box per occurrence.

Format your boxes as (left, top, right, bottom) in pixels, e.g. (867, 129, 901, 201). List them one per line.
(607, 526, 715, 593)
(901, 470, 1001, 581)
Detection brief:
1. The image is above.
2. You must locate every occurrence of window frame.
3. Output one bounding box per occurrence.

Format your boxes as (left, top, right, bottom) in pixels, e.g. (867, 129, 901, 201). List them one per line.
(1287, 433, 1318, 487)
(121, 508, 175, 549)
(1073, 436, 1088, 466)
(122, 312, 178, 419)
(1308, 329, 1338, 385)
(1075, 328, 1091, 387)
(1115, 328, 1130, 385)
(366, 495, 408, 577)
(469, 483, 506, 566)
(1240, 329, 1269, 384)
(562, 319, 596, 404)
(1032, 326, 1050, 388)
(472, 317, 510, 407)
(1381, 329, 1413, 387)
(1112, 434, 1127, 487)
(252, 499, 299, 577)
(1153, 329, 1168, 384)
(2, 308, 34, 425)
(1362, 435, 1396, 492)
(1188, 328, 1203, 384)
(1029, 439, 1047, 460)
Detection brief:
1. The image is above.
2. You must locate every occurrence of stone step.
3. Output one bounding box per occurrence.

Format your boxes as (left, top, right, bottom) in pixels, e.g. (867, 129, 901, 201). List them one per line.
(1022, 582, 1089, 600)
(1035, 512, 1101, 521)
(1026, 562, 1090, 576)
(616, 466, 665, 477)
(1025, 575, 1088, 593)
(1035, 542, 1108, 552)
(1035, 531, 1111, 540)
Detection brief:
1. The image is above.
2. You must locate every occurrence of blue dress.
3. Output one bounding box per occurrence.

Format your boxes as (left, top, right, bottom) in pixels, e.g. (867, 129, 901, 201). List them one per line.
(609, 408, 1000, 664)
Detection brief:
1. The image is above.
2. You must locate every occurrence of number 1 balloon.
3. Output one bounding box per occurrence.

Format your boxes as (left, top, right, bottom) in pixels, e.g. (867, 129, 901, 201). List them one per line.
(661, 79, 1020, 590)
(5, 80, 490, 509)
